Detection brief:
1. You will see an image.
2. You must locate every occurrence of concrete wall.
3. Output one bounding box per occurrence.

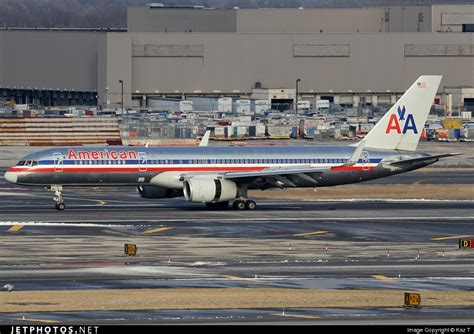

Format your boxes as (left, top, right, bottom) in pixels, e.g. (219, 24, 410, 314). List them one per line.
(128, 7, 385, 33)
(432, 4, 474, 32)
(0, 32, 3, 86)
(236, 8, 385, 33)
(1, 28, 473, 108)
(384, 6, 432, 32)
(128, 7, 237, 33)
(99, 34, 132, 108)
(128, 32, 474, 94)
(0, 31, 102, 92)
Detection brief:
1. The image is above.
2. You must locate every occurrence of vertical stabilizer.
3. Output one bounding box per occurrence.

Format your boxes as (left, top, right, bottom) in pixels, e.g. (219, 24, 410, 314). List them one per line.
(362, 75, 442, 151)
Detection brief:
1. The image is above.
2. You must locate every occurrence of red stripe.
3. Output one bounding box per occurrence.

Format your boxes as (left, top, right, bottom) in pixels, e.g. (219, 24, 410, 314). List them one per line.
(8, 166, 267, 173)
(9, 166, 376, 173)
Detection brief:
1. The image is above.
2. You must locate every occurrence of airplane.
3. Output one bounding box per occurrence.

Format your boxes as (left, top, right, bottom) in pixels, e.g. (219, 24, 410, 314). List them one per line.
(4, 75, 460, 211)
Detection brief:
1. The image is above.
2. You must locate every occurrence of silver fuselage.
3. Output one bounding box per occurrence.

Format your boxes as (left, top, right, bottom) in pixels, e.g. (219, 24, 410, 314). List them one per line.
(5, 145, 432, 189)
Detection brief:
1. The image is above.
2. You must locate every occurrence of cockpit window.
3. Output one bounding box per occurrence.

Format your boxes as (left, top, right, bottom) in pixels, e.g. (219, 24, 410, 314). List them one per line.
(16, 161, 26, 166)
(21, 160, 38, 167)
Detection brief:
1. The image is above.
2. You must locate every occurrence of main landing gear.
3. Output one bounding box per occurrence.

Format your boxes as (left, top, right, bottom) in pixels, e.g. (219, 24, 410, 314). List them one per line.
(231, 184, 257, 210)
(232, 199, 257, 210)
(205, 199, 257, 210)
(51, 185, 65, 211)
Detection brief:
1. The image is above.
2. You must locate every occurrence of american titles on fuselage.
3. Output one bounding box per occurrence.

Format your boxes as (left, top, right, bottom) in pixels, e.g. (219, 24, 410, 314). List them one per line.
(67, 149, 138, 161)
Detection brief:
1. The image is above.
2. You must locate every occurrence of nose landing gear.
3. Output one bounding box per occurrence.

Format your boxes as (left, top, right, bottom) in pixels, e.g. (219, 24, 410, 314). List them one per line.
(51, 185, 65, 211)
(55, 202, 65, 211)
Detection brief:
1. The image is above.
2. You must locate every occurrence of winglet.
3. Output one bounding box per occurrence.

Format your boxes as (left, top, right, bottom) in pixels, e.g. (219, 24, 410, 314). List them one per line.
(199, 130, 211, 147)
(345, 140, 366, 166)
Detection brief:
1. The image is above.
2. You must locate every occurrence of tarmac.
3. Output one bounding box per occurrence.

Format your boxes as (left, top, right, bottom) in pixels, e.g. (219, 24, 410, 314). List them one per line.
(0, 165, 473, 324)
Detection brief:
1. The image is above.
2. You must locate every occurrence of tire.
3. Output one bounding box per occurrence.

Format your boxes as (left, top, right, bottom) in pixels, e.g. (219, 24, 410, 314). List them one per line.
(55, 203, 65, 211)
(245, 200, 257, 210)
(233, 200, 246, 210)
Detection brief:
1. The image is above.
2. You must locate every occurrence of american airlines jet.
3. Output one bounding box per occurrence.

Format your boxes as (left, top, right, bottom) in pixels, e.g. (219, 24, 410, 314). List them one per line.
(4, 76, 459, 210)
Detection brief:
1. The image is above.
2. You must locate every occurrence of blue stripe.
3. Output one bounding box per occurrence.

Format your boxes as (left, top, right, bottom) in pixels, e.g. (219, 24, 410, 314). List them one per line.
(38, 158, 383, 166)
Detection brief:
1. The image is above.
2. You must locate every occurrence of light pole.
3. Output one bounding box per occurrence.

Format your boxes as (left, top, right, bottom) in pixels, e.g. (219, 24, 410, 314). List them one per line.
(118, 80, 123, 114)
(295, 78, 301, 114)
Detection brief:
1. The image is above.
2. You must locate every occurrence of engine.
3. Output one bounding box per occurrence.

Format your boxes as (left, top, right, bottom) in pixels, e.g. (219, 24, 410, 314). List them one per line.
(137, 185, 183, 199)
(183, 177, 238, 203)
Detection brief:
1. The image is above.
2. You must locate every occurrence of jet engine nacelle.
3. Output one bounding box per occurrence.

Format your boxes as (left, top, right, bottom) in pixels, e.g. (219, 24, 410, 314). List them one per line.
(137, 185, 183, 199)
(183, 177, 238, 203)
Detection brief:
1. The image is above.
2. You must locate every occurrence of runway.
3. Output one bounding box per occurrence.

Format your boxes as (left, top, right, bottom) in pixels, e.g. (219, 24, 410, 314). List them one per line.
(0, 171, 473, 324)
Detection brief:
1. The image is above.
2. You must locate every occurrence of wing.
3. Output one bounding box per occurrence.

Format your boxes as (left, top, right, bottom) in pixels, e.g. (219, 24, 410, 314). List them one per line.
(223, 140, 368, 188)
(223, 165, 328, 188)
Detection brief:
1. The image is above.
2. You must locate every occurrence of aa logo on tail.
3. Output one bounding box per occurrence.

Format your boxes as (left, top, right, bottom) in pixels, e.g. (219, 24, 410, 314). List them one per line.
(385, 106, 418, 134)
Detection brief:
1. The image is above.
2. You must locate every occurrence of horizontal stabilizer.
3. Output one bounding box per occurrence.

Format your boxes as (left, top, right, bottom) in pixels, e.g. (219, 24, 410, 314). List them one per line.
(388, 153, 462, 167)
(345, 140, 365, 166)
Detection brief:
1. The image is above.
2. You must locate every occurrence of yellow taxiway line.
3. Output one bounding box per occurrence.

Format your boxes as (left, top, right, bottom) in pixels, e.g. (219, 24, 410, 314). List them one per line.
(372, 275, 397, 283)
(432, 235, 474, 241)
(8, 225, 24, 232)
(14, 318, 59, 324)
(272, 313, 321, 319)
(143, 227, 174, 234)
(294, 230, 329, 237)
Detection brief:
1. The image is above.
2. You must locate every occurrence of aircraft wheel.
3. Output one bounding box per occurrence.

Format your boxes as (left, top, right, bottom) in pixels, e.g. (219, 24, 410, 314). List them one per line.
(55, 202, 65, 211)
(233, 200, 246, 210)
(245, 200, 257, 210)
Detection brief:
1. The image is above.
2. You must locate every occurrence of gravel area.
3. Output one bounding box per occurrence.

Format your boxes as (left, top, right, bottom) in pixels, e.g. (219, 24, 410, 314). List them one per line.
(2, 289, 474, 313)
(251, 184, 474, 200)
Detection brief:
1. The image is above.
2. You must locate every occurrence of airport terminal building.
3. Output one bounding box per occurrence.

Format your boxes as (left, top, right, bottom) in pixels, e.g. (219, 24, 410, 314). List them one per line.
(0, 3, 473, 110)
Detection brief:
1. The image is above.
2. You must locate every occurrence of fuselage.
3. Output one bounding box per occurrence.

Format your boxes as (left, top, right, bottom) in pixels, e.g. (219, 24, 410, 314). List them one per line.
(4, 145, 432, 188)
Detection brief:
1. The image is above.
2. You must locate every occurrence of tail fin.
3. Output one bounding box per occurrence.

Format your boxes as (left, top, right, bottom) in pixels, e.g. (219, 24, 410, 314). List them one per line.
(362, 75, 442, 151)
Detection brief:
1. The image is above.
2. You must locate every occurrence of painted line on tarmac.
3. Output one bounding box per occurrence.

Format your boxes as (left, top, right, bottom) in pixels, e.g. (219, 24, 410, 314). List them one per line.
(372, 275, 397, 283)
(13, 318, 59, 324)
(294, 230, 329, 237)
(0, 216, 473, 227)
(143, 227, 174, 234)
(298, 199, 474, 203)
(272, 313, 321, 319)
(432, 235, 474, 241)
(8, 225, 23, 232)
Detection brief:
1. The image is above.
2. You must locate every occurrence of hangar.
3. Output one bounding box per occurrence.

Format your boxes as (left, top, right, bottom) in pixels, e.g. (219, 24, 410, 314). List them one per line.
(0, 3, 473, 110)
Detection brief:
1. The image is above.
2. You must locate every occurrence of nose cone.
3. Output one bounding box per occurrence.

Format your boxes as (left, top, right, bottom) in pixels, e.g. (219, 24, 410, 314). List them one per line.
(4, 170, 18, 184)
